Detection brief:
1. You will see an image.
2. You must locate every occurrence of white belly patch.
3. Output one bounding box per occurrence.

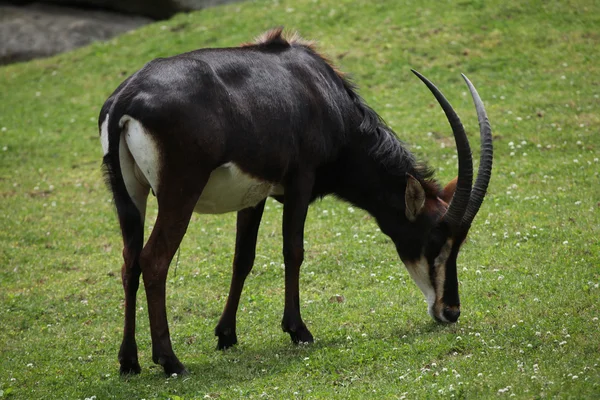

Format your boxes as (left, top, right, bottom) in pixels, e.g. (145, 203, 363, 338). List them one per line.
(195, 163, 282, 214)
(104, 114, 281, 214)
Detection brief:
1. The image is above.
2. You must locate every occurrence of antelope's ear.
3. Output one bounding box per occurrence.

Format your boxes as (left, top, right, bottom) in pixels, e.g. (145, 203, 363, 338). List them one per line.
(441, 177, 458, 204)
(405, 174, 426, 222)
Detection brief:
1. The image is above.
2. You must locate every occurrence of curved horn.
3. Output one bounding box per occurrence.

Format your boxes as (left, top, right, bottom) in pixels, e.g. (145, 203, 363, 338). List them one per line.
(460, 74, 493, 229)
(411, 69, 473, 231)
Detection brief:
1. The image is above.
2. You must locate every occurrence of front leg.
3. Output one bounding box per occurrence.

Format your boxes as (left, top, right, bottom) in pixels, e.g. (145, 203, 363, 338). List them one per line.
(215, 200, 266, 349)
(281, 169, 315, 344)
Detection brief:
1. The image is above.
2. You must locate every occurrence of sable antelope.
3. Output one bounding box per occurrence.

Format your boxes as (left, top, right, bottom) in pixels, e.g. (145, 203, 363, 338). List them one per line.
(99, 28, 492, 375)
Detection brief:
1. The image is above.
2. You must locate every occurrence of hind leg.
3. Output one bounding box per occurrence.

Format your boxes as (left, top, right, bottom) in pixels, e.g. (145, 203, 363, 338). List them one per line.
(119, 245, 144, 375)
(139, 179, 207, 375)
(115, 142, 151, 375)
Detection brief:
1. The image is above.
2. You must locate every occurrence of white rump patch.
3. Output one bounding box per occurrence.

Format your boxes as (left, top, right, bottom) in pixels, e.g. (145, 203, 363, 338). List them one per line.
(120, 115, 160, 194)
(195, 163, 282, 214)
(100, 114, 109, 155)
(106, 115, 280, 216)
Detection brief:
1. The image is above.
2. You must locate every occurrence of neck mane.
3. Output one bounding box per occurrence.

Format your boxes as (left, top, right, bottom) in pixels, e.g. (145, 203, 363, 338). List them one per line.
(318, 78, 437, 212)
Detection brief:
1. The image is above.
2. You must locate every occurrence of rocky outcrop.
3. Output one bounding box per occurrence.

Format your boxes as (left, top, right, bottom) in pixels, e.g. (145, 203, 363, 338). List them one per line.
(0, 0, 242, 65)
(0, 3, 151, 64)
(5, 0, 242, 19)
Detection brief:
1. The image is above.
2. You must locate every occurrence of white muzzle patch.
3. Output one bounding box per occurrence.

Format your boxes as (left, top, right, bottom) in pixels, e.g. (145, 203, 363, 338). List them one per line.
(403, 238, 453, 322)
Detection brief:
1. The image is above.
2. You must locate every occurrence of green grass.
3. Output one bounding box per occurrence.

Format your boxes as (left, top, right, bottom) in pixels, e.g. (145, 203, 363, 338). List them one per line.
(1, 0, 599, 398)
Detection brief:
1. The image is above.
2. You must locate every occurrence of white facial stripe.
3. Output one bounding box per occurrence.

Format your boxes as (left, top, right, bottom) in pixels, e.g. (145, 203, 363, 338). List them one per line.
(194, 163, 281, 214)
(403, 238, 455, 322)
(404, 257, 436, 317)
(100, 114, 109, 156)
(433, 239, 453, 306)
(121, 115, 161, 194)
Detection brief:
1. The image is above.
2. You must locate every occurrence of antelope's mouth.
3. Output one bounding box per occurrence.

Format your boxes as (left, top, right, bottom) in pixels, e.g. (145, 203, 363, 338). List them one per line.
(430, 304, 461, 324)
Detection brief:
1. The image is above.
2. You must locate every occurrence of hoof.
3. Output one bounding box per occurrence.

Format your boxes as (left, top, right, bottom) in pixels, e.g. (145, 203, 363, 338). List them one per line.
(215, 325, 238, 350)
(155, 355, 187, 376)
(287, 325, 314, 344)
(216, 333, 238, 350)
(119, 360, 141, 375)
(166, 367, 189, 377)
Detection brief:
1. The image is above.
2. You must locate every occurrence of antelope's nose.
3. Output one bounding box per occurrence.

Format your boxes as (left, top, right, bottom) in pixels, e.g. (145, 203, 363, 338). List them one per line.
(443, 306, 461, 323)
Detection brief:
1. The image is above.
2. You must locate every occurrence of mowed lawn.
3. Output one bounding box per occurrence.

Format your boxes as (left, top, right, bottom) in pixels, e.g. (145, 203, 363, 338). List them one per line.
(1, 0, 599, 398)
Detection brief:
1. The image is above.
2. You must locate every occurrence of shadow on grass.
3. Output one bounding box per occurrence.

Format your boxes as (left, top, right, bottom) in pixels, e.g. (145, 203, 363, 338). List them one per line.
(70, 322, 465, 398)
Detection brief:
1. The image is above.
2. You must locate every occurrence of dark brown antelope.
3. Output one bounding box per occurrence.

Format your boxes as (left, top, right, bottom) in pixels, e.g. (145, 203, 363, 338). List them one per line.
(99, 28, 492, 375)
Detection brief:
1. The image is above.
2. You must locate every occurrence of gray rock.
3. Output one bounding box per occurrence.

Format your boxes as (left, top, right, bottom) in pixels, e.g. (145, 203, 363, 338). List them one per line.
(6, 0, 242, 19)
(0, 3, 152, 65)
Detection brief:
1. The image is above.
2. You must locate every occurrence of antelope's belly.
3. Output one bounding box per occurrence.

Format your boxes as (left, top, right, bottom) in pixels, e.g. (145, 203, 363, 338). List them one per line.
(194, 163, 282, 214)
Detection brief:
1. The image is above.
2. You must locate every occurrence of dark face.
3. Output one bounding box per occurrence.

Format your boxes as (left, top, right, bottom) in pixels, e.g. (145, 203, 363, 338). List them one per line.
(398, 223, 462, 323)
(396, 70, 493, 324)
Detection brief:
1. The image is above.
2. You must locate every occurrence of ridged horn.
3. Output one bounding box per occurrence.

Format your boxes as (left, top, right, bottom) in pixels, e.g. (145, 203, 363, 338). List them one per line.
(411, 69, 473, 231)
(460, 74, 493, 230)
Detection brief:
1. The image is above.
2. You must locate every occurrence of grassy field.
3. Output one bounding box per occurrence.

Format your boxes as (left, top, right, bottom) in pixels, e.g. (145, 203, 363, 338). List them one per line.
(1, 0, 599, 398)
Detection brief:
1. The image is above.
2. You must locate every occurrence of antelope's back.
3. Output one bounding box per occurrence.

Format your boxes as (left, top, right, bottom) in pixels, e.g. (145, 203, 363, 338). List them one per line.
(99, 42, 361, 181)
